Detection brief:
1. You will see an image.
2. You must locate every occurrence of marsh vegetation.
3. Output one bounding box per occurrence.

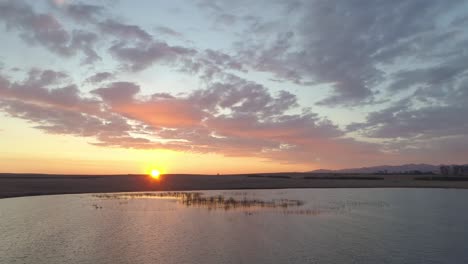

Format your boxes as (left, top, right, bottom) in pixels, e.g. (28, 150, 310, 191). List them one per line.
(93, 191, 305, 211)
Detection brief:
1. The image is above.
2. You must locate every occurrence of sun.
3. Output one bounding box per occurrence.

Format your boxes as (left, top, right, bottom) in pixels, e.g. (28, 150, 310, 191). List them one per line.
(150, 169, 161, 179)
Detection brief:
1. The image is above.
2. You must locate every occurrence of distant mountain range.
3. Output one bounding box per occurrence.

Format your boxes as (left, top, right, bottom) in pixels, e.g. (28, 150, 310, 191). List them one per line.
(310, 164, 441, 174)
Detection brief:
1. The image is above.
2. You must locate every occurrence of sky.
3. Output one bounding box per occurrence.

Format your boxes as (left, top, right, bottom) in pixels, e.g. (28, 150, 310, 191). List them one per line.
(0, 0, 468, 174)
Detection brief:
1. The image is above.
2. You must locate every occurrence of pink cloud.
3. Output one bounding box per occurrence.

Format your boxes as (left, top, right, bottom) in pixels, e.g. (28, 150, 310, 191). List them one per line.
(0, 68, 386, 168)
(115, 100, 205, 128)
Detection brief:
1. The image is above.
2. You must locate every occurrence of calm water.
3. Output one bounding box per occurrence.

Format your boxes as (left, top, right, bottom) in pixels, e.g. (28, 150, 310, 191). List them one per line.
(1, 188, 468, 264)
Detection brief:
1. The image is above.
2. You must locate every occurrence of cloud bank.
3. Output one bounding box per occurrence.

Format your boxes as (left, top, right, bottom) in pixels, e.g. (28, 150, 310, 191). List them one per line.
(1, 0, 468, 168)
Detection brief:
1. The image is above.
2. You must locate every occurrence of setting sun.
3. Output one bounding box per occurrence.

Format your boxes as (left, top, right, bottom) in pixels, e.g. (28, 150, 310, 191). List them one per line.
(150, 169, 161, 179)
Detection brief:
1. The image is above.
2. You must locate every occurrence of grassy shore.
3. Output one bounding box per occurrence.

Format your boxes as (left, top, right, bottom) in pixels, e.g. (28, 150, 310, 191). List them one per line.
(1, 173, 468, 199)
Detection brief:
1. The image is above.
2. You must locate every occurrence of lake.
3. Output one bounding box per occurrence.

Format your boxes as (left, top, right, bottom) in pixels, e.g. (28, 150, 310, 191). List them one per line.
(1, 188, 467, 264)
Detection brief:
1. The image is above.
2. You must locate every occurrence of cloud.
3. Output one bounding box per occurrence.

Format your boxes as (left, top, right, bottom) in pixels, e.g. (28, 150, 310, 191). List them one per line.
(50, 0, 67, 7)
(205, 113, 343, 141)
(154, 26, 183, 38)
(348, 51, 468, 141)
(203, 49, 244, 71)
(231, 0, 467, 106)
(235, 31, 305, 85)
(179, 50, 247, 84)
(2, 0, 467, 168)
(63, 3, 104, 23)
(109, 41, 196, 72)
(346, 70, 468, 164)
(69, 30, 101, 64)
(348, 101, 468, 139)
(0, 69, 133, 141)
(0, 69, 100, 113)
(0, 1, 69, 56)
(1, 1, 245, 74)
(151, 93, 175, 100)
(2, 99, 113, 137)
(0, 0, 100, 63)
(189, 76, 297, 118)
(98, 19, 152, 41)
(89, 76, 380, 166)
(91, 82, 140, 103)
(214, 13, 237, 27)
(85, 72, 114, 84)
(92, 82, 204, 128)
(0, 67, 384, 167)
(388, 55, 468, 93)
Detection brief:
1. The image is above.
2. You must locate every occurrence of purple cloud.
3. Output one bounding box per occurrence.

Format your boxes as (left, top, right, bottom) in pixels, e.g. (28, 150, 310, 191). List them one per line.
(0, 68, 384, 167)
(85, 72, 114, 84)
(63, 3, 103, 23)
(91, 82, 140, 103)
(109, 41, 196, 72)
(98, 19, 152, 42)
(1, 0, 467, 169)
(0, 0, 100, 63)
(154, 26, 183, 38)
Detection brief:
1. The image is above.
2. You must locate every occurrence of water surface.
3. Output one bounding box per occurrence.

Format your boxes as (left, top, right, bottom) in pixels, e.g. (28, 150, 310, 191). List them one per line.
(1, 188, 467, 263)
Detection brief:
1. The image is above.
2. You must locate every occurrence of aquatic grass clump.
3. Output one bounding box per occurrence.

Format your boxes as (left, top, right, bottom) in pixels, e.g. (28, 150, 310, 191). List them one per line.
(93, 192, 304, 211)
(180, 195, 304, 210)
(92, 192, 389, 216)
(94, 192, 204, 200)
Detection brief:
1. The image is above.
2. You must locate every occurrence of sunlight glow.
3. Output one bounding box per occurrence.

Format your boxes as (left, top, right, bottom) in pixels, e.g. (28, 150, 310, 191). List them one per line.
(150, 169, 161, 179)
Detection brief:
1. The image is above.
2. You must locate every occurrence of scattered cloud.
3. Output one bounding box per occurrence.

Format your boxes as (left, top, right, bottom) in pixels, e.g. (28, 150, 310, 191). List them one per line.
(154, 26, 183, 38)
(0, 68, 383, 167)
(1, 0, 468, 168)
(0, 0, 100, 63)
(97, 19, 152, 42)
(109, 41, 196, 72)
(60, 3, 104, 23)
(85, 72, 114, 84)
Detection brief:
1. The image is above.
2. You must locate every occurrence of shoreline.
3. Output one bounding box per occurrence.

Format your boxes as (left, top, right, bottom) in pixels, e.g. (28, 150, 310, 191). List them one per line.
(2, 173, 468, 199)
(3, 186, 468, 201)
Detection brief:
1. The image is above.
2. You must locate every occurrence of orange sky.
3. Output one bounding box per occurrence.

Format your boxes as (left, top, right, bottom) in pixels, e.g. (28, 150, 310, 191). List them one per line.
(0, 116, 314, 174)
